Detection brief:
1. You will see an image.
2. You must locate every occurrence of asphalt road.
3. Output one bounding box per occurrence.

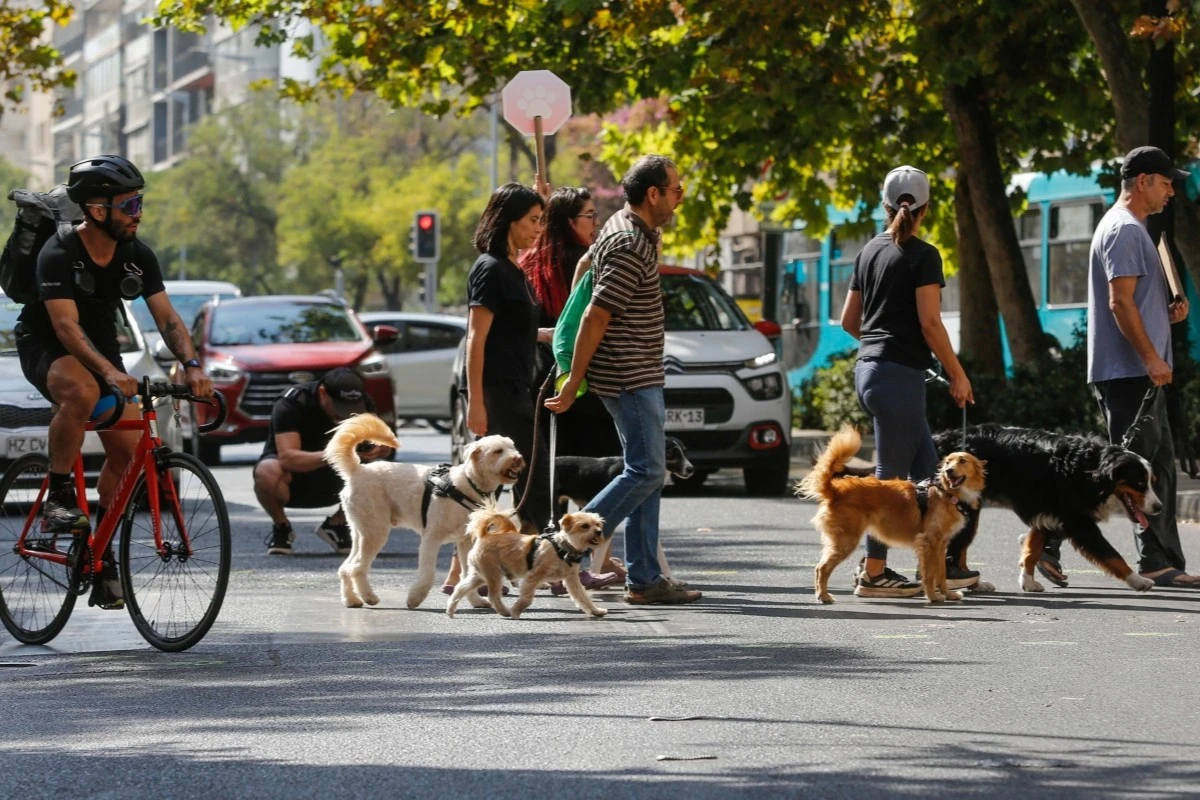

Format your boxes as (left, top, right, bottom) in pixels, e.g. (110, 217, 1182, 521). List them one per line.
(2, 427, 1199, 799)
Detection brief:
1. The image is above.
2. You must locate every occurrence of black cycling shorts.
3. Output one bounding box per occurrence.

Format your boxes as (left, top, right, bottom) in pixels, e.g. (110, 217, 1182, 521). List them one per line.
(15, 329, 125, 404)
(255, 457, 344, 509)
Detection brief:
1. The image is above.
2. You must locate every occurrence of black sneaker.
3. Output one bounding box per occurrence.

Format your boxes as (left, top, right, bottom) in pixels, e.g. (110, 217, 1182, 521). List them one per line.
(42, 487, 89, 534)
(88, 558, 125, 610)
(915, 562, 982, 591)
(264, 523, 294, 555)
(854, 566, 922, 598)
(314, 517, 352, 555)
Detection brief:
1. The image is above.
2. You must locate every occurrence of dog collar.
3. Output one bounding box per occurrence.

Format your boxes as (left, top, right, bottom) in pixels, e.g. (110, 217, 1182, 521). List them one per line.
(536, 531, 590, 566)
(914, 479, 976, 519)
(421, 464, 485, 528)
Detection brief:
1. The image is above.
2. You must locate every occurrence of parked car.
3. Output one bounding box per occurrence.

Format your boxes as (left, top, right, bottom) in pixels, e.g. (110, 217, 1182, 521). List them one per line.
(358, 311, 466, 432)
(183, 295, 398, 464)
(449, 266, 792, 495)
(0, 293, 183, 485)
(130, 279, 243, 351)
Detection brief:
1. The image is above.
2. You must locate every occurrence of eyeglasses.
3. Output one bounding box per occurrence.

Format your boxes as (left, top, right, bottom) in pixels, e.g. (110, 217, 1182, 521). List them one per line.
(87, 193, 144, 217)
(574, 211, 600, 221)
(657, 184, 685, 197)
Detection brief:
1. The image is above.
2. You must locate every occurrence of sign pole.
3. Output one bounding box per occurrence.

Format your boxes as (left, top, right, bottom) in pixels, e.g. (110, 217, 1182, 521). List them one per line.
(533, 115, 546, 183)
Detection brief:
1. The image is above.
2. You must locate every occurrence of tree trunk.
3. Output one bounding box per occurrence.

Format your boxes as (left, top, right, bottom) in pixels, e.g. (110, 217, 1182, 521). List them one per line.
(350, 273, 369, 311)
(954, 173, 1005, 376)
(944, 79, 1047, 365)
(1069, 0, 1149, 151)
(375, 269, 402, 310)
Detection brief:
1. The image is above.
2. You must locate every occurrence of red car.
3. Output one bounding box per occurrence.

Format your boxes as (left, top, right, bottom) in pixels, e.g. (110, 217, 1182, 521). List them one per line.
(184, 295, 397, 464)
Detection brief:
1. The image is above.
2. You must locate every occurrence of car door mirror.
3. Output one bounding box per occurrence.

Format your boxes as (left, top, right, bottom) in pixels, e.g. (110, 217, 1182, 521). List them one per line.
(152, 337, 175, 365)
(372, 324, 400, 346)
(753, 319, 782, 339)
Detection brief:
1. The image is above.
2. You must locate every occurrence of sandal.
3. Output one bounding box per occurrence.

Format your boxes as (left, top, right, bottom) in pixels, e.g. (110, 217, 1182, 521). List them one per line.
(1141, 568, 1200, 588)
(1036, 555, 1069, 588)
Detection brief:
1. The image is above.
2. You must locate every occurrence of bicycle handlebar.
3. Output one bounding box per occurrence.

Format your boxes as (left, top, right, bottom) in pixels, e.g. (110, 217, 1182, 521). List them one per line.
(91, 386, 128, 431)
(143, 380, 228, 434)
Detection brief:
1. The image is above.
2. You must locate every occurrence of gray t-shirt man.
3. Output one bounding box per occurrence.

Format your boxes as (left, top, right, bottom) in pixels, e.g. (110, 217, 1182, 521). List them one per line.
(1086, 206, 1172, 383)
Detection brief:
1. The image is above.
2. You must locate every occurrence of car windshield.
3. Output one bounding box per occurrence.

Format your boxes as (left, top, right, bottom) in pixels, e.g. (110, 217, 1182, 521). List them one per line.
(132, 293, 238, 331)
(661, 274, 753, 332)
(209, 302, 364, 346)
(0, 298, 20, 353)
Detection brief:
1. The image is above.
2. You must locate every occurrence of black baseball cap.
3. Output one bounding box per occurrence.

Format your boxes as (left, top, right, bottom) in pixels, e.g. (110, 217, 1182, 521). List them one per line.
(321, 367, 367, 417)
(1120, 146, 1191, 182)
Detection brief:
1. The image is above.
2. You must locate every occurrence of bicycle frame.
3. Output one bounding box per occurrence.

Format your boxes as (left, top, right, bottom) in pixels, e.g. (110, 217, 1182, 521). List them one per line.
(13, 393, 188, 580)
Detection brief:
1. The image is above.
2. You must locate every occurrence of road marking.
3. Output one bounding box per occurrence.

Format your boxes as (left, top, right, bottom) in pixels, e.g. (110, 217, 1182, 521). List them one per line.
(1019, 641, 1077, 645)
(1124, 632, 1180, 637)
(873, 634, 930, 639)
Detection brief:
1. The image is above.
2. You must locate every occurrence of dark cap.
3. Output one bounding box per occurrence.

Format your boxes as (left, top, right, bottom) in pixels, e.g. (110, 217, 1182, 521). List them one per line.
(320, 367, 367, 418)
(1120, 146, 1190, 182)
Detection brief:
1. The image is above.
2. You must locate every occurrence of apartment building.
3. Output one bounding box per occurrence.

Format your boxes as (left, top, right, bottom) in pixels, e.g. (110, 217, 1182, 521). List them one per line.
(41, 0, 313, 182)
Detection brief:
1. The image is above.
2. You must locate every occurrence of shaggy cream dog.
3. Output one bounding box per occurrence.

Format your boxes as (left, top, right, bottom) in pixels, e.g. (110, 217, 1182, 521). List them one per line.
(324, 413, 525, 609)
(447, 503, 608, 620)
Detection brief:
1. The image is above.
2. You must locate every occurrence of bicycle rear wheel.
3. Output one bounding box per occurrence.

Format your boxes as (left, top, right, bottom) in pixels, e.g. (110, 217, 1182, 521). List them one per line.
(120, 451, 230, 652)
(0, 452, 77, 645)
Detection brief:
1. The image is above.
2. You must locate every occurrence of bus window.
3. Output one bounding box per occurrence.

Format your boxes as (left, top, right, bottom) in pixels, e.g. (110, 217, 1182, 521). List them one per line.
(1015, 207, 1043, 306)
(827, 229, 871, 322)
(1048, 201, 1103, 305)
(783, 230, 822, 328)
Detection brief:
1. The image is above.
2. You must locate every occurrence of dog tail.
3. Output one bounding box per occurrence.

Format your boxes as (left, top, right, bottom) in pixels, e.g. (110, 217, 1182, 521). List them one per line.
(323, 413, 402, 480)
(466, 500, 521, 540)
(796, 425, 861, 502)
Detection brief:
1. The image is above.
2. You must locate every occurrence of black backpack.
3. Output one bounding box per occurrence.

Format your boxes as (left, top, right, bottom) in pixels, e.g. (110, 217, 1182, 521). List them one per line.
(1, 185, 84, 304)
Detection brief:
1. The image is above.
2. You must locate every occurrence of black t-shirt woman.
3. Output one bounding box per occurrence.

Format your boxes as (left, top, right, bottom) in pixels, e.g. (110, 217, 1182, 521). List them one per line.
(518, 186, 621, 459)
(838, 165, 974, 596)
(464, 183, 551, 532)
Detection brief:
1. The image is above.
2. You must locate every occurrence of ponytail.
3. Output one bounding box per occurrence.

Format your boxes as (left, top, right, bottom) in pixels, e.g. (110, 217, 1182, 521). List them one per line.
(886, 200, 925, 244)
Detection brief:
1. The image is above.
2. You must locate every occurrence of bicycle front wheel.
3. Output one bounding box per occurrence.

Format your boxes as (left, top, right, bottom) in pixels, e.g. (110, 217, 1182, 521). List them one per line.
(0, 452, 77, 645)
(120, 451, 230, 652)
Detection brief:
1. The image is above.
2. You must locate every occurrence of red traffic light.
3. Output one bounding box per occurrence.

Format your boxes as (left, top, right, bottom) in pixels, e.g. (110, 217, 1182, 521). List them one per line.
(418, 214, 435, 230)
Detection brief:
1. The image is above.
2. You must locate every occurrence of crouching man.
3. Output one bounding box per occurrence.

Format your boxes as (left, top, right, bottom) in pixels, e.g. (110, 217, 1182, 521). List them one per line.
(253, 368, 393, 555)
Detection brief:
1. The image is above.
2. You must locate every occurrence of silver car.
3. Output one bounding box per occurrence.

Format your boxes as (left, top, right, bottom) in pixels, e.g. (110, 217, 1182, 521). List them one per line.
(358, 311, 466, 432)
(130, 279, 243, 351)
(0, 294, 183, 483)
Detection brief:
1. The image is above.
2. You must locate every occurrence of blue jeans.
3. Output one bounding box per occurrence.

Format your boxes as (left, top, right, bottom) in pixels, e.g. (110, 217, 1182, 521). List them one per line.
(584, 386, 667, 589)
(855, 358, 939, 560)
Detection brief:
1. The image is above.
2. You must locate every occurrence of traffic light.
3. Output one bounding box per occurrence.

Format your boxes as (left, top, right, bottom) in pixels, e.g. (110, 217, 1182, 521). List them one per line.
(412, 210, 440, 262)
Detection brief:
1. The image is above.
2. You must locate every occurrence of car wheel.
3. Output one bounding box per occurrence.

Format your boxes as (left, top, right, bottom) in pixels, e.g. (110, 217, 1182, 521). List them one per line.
(450, 395, 468, 466)
(670, 469, 711, 490)
(427, 418, 452, 434)
(190, 413, 222, 466)
(743, 463, 791, 497)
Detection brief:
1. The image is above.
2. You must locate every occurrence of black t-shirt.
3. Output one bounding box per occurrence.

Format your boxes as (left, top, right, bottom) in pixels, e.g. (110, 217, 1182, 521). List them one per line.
(18, 230, 166, 362)
(849, 233, 945, 371)
(261, 381, 378, 459)
(466, 253, 541, 388)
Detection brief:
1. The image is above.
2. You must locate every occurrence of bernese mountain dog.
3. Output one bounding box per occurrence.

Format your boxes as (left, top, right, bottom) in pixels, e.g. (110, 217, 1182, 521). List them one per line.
(934, 424, 1160, 592)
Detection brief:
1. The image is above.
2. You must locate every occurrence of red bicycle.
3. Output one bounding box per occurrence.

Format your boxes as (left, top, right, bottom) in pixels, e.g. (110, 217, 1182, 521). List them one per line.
(0, 378, 230, 652)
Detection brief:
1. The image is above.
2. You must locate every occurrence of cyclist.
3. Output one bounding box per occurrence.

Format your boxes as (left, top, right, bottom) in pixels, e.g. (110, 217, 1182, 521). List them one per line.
(14, 154, 213, 609)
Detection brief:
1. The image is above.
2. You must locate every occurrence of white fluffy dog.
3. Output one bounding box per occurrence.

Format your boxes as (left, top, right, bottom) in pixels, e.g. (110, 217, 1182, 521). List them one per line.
(324, 413, 525, 609)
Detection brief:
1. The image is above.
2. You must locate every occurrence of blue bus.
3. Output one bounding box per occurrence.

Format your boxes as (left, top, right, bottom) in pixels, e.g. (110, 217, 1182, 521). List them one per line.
(720, 165, 1200, 389)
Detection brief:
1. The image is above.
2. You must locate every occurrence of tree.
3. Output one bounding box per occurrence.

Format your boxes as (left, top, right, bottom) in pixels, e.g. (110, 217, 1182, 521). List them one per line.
(0, 153, 29, 196)
(0, 0, 75, 120)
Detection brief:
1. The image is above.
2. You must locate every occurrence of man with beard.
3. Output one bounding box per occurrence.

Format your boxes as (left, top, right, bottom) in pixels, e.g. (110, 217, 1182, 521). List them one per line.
(14, 155, 212, 608)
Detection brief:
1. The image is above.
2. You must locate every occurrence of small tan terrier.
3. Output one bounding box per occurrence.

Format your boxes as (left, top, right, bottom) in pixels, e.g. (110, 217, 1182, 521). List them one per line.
(447, 503, 608, 620)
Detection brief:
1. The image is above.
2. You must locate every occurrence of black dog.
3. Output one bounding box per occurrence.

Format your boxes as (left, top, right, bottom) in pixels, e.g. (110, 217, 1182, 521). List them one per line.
(934, 424, 1160, 593)
(553, 436, 696, 518)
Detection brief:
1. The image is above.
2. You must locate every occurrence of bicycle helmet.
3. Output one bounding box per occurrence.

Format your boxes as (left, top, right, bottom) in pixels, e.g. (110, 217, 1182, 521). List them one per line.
(66, 155, 145, 204)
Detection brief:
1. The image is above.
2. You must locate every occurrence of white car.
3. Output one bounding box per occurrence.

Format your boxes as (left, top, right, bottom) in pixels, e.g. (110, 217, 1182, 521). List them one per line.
(448, 267, 792, 495)
(358, 311, 466, 431)
(0, 294, 183, 484)
(130, 279, 242, 351)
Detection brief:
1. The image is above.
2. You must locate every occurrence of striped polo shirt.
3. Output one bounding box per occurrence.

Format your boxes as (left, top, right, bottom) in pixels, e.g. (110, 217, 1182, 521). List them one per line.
(587, 206, 664, 397)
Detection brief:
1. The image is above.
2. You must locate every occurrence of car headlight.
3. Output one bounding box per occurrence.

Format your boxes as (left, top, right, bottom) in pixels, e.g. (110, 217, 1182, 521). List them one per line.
(356, 353, 388, 377)
(745, 351, 777, 368)
(208, 362, 243, 383)
(740, 371, 784, 401)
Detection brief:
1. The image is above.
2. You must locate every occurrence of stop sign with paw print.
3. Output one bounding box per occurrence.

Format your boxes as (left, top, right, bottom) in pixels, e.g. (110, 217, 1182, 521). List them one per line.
(502, 70, 573, 135)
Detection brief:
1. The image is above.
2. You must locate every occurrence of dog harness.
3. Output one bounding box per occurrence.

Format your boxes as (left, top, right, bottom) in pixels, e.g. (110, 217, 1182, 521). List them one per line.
(421, 464, 485, 527)
(525, 532, 591, 571)
(913, 479, 975, 519)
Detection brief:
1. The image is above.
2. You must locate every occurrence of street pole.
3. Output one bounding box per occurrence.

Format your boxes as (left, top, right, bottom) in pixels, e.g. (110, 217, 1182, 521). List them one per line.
(179, 243, 187, 280)
(425, 261, 438, 313)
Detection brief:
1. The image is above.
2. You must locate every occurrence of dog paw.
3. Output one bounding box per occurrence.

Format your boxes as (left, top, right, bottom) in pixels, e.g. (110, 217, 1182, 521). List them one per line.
(406, 588, 429, 609)
(364, 593, 380, 606)
(1019, 572, 1044, 593)
(928, 593, 945, 603)
(945, 590, 962, 601)
(445, 607, 456, 618)
(968, 580, 996, 593)
(592, 607, 608, 617)
(344, 598, 364, 609)
(1127, 574, 1155, 592)
(816, 593, 835, 605)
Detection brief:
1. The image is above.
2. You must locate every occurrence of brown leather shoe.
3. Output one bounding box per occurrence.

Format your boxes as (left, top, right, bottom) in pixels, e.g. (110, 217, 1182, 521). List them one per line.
(624, 578, 702, 605)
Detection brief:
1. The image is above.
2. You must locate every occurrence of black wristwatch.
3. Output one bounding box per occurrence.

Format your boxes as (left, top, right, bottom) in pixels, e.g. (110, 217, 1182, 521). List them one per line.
(184, 358, 202, 370)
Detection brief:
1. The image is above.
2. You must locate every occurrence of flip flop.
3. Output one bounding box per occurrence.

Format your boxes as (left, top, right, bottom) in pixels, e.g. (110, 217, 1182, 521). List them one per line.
(1142, 568, 1200, 588)
(1035, 555, 1069, 588)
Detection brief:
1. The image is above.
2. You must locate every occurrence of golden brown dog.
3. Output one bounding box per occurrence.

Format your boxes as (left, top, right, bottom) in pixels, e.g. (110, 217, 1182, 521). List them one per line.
(446, 503, 608, 620)
(797, 425, 987, 604)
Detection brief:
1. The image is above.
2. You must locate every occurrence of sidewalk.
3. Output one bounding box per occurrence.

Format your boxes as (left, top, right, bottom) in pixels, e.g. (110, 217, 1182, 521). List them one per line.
(789, 429, 1200, 523)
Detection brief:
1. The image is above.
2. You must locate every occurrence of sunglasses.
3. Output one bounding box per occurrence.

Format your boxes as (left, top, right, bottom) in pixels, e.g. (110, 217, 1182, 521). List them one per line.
(575, 211, 600, 221)
(87, 193, 144, 217)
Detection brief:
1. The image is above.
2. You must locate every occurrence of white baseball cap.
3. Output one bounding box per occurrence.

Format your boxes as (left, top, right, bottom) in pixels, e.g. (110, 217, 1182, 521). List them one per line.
(882, 166, 930, 209)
